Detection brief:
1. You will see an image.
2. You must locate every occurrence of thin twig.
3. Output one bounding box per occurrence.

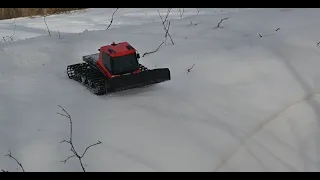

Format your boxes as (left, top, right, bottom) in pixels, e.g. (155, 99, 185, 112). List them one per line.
(190, 21, 198, 27)
(106, 8, 119, 30)
(259, 34, 263, 38)
(163, 8, 172, 24)
(158, 9, 171, 25)
(57, 30, 61, 39)
(142, 41, 164, 57)
(7, 18, 16, 41)
(196, 8, 201, 15)
(5, 150, 25, 172)
(166, 21, 174, 45)
(0, 19, 16, 43)
(158, 13, 174, 45)
(58, 105, 102, 172)
(179, 8, 185, 19)
(275, 28, 280, 31)
(317, 42, 320, 47)
(43, 14, 51, 36)
(215, 17, 229, 28)
(187, 63, 195, 73)
(80, 141, 102, 158)
(60, 155, 76, 164)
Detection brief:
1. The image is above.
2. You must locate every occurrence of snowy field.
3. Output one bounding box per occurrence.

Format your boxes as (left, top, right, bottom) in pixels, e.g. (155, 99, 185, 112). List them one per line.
(0, 8, 320, 172)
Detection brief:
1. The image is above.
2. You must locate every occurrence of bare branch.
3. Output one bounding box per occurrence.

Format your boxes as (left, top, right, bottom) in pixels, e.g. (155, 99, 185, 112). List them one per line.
(0, 19, 16, 43)
(58, 105, 71, 117)
(106, 8, 119, 30)
(187, 63, 195, 73)
(60, 155, 76, 164)
(142, 41, 164, 57)
(158, 10, 164, 23)
(80, 141, 102, 158)
(164, 8, 172, 24)
(196, 8, 201, 15)
(42, 10, 51, 36)
(1, 169, 8, 172)
(179, 8, 185, 19)
(190, 21, 198, 27)
(165, 21, 174, 45)
(5, 150, 25, 172)
(158, 9, 172, 25)
(275, 28, 280, 31)
(215, 17, 229, 28)
(58, 105, 102, 172)
(57, 31, 62, 39)
(158, 13, 174, 46)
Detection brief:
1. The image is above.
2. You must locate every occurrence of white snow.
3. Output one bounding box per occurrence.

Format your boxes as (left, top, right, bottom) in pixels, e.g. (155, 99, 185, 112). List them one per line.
(0, 8, 320, 172)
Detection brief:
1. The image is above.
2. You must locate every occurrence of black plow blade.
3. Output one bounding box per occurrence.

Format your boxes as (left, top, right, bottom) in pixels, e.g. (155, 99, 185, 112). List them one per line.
(109, 68, 171, 92)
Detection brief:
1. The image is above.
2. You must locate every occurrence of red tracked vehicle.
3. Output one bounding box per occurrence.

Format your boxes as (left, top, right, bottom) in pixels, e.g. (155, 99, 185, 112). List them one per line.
(66, 42, 171, 95)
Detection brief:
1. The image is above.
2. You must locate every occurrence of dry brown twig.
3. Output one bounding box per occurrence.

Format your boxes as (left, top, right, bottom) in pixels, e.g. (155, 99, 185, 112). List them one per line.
(57, 105, 102, 172)
(4, 150, 25, 172)
(215, 17, 229, 28)
(106, 8, 119, 30)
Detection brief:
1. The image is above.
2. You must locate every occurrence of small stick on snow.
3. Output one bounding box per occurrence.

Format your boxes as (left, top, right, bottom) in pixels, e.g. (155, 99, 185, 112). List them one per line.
(43, 16, 51, 36)
(317, 42, 320, 47)
(142, 41, 165, 57)
(5, 150, 25, 172)
(215, 17, 229, 28)
(190, 21, 198, 26)
(196, 8, 201, 15)
(7, 18, 16, 41)
(187, 63, 195, 73)
(57, 31, 62, 39)
(0, 19, 16, 43)
(106, 8, 119, 30)
(259, 34, 263, 38)
(275, 28, 280, 31)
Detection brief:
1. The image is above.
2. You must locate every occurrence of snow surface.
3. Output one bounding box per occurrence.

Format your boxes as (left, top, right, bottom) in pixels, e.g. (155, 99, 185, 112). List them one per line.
(0, 8, 320, 172)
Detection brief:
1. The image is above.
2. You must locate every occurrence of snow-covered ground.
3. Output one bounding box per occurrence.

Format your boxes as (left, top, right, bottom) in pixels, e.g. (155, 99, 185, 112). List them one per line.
(0, 8, 320, 172)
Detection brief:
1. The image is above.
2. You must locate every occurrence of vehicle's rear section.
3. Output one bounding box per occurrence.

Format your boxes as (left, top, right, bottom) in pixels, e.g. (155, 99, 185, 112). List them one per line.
(108, 68, 171, 92)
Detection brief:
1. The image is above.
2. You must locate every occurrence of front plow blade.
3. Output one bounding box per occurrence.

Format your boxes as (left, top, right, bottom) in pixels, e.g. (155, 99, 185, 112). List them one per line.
(109, 68, 171, 92)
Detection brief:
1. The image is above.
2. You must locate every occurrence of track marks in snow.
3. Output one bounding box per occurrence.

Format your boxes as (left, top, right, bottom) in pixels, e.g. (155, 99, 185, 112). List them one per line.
(214, 91, 320, 171)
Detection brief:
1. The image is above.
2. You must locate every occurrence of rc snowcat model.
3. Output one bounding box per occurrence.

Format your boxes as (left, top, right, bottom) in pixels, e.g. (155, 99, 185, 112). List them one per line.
(66, 42, 171, 95)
